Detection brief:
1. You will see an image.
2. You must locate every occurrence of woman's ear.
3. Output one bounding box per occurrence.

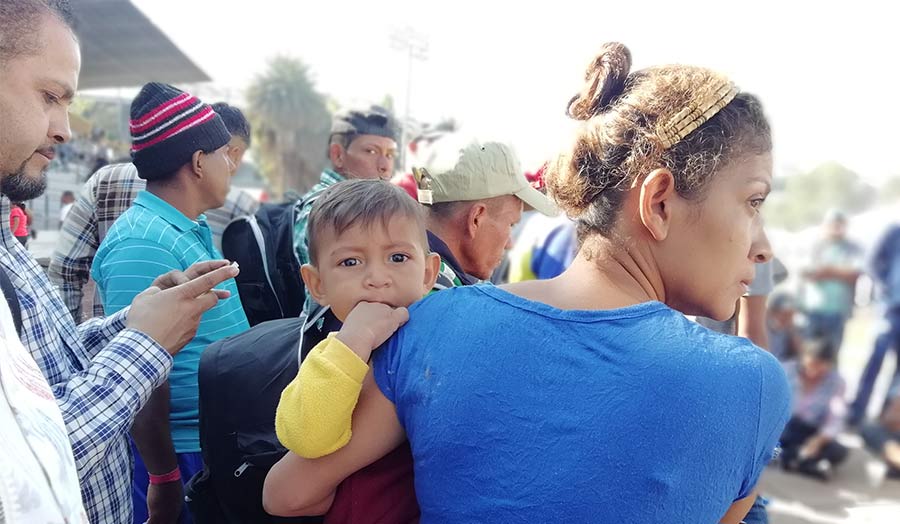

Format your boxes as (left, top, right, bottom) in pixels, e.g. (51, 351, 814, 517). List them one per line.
(638, 168, 678, 241)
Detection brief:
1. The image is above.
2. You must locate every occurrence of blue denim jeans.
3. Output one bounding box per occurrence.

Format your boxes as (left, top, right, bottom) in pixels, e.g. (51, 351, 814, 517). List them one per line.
(741, 495, 769, 524)
(848, 308, 900, 425)
(132, 439, 203, 524)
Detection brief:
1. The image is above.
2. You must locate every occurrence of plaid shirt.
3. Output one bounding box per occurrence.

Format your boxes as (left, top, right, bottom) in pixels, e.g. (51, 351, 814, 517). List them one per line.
(292, 168, 344, 267)
(427, 231, 476, 290)
(48, 163, 259, 322)
(292, 169, 344, 314)
(1, 196, 171, 524)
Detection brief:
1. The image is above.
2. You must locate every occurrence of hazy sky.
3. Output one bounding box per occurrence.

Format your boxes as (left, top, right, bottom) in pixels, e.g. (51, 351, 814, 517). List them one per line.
(128, 0, 900, 183)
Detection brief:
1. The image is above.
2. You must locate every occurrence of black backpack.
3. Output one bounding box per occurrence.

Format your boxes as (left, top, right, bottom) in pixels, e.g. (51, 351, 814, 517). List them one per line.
(186, 306, 335, 523)
(221, 197, 309, 326)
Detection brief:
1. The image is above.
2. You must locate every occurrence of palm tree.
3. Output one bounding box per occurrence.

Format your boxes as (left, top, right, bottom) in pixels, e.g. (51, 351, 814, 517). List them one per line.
(246, 56, 331, 198)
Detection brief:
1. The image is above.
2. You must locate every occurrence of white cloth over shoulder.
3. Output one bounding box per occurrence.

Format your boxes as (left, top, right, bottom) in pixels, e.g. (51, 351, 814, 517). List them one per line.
(0, 291, 88, 523)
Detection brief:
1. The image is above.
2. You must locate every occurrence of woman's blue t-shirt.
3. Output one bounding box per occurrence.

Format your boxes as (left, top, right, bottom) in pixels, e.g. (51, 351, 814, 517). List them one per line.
(373, 284, 791, 524)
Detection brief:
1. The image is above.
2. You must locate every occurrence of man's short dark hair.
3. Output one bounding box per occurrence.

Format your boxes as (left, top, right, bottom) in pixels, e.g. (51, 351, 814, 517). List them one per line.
(211, 102, 252, 147)
(307, 179, 428, 266)
(0, 0, 75, 65)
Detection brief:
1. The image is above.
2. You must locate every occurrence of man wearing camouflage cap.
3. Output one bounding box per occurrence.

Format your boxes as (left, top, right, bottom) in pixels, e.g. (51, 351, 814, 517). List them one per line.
(292, 105, 399, 267)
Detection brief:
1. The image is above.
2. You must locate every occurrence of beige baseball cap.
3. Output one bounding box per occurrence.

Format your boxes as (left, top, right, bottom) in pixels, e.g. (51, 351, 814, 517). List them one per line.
(418, 141, 558, 217)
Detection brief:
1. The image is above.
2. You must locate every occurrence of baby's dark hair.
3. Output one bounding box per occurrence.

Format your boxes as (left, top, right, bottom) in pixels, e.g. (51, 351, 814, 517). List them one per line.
(306, 179, 428, 265)
(545, 42, 772, 240)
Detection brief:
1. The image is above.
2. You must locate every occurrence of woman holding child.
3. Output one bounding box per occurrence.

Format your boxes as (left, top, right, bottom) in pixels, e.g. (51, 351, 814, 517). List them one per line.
(265, 42, 791, 523)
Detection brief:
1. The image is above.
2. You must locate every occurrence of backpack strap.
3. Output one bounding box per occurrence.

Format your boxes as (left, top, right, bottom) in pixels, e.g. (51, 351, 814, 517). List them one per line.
(246, 214, 285, 317)
(0, 265, 23, 337)
(297, 304, 331, 366)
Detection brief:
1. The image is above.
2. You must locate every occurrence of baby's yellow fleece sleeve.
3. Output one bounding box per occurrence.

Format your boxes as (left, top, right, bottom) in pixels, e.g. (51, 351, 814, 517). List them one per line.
(274, 333, 369, 458)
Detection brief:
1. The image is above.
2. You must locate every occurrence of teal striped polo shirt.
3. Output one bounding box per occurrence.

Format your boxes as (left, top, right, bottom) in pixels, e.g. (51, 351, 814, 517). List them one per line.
(92, 191, 250, 452)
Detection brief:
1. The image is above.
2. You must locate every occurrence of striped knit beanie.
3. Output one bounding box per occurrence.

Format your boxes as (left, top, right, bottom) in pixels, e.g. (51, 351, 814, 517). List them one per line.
(130, 82, 231, 180)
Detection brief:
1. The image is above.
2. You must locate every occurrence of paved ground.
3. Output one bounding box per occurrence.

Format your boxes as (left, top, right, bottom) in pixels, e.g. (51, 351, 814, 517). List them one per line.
(759, 310, 900, 523)
(28, 228, 57, 259)
(28, 230, 900, 522)
(26, 229, 57, 263)
(760, 434, 900, 523)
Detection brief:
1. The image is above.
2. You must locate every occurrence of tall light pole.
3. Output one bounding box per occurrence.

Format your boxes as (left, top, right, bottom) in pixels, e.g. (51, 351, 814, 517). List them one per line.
(390, 27, 428, 171)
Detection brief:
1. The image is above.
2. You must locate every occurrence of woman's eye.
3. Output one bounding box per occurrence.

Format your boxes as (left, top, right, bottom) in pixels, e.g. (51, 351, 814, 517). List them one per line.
(390, 253, 409, 263)
(749, 198, 766, 210)
(339, 258, 360, 267)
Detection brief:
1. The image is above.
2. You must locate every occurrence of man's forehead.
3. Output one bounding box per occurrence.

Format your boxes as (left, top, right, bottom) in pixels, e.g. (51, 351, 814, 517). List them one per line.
(353, 135, 397, 149)
(33, 14, 81, 94)
(497, 193, 524, 212)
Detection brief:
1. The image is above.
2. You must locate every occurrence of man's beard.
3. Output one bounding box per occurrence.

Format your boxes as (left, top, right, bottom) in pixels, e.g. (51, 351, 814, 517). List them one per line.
(0, 158, 48, 201)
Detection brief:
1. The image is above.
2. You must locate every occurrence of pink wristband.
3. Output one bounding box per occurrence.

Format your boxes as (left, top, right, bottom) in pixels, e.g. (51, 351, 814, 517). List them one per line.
(148, 467, 181, 485)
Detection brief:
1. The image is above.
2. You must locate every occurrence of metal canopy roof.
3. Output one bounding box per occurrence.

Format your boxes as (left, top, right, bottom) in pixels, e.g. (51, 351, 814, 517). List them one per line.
(72, 0, 209, 90)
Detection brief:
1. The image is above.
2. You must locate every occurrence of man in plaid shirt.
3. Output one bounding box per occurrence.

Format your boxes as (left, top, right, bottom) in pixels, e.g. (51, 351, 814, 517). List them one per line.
(292, 106, 399, 269)
(49, 105, 259, 323)
(0, 3, 240, 522)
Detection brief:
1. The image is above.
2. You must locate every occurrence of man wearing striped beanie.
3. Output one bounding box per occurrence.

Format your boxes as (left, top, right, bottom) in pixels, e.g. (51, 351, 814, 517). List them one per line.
(130, 82, 232, 180)
(92, 82, 251, 524)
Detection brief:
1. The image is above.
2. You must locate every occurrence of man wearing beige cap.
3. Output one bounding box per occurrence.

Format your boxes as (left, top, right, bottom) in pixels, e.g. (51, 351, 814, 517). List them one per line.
(415, 141, 557, 288)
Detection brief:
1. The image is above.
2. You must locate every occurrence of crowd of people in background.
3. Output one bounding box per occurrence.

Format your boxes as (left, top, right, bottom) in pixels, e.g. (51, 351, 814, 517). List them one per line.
(1, 2, 899, 524)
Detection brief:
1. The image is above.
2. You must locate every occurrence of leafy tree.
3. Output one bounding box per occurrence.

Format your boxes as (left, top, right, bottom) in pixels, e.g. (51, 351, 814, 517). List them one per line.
(69, 96, 129, 148)
(246, 57, 331, 198)
(764, 162, 876, 231)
